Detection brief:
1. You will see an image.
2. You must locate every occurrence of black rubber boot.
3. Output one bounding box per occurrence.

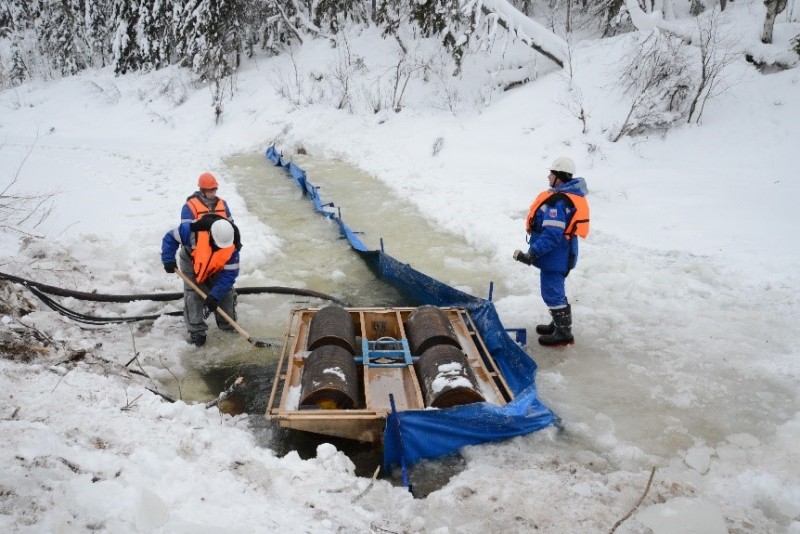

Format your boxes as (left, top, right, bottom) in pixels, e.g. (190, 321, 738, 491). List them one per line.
(189, 333, 207, 347)
(536, 322, 555, 335)
(538, 305, 574, 346)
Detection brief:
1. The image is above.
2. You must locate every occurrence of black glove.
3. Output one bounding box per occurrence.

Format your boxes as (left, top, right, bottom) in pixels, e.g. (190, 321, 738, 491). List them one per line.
(204, 295, 219, 313)
(513, 250, 537, 266)
(164, 262, 177, 273)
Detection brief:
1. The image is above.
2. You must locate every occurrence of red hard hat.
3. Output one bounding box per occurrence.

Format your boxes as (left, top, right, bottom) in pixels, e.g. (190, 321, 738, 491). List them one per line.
(198, 172, 219, 189)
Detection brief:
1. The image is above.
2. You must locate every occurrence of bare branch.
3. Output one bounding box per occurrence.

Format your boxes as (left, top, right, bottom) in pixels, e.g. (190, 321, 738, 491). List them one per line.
(609, 466, 657, 534)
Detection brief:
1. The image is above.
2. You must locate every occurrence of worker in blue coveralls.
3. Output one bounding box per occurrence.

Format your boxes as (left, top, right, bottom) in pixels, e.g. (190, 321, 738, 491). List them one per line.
(513, 156, 590, 347)
(162, 216, 240, 347)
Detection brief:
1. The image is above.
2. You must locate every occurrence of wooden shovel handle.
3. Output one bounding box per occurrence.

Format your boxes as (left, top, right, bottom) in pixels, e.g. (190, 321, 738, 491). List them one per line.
(174, 269, 254, 343)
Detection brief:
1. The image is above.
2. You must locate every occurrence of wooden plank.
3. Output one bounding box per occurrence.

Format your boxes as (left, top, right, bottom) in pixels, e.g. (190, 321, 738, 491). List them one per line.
(365, 367, 424, 411)
(461, 310, 514, 401)
(266, 311, 298, 417)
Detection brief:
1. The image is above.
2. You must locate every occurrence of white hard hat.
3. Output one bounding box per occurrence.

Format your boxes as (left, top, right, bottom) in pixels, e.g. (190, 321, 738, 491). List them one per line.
(210, 220, 235, 248)
(550, 157, 575, 176)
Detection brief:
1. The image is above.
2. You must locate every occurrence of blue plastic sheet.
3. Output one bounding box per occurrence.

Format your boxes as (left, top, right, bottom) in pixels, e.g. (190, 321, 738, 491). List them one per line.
(265, 146, 555, 470)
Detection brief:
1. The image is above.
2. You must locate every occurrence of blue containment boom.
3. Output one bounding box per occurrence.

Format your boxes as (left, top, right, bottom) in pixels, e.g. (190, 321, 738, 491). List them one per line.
(265, 146, 555, 470)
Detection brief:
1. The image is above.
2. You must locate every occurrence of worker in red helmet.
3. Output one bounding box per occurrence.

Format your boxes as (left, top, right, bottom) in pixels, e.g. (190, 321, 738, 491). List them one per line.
(182, 172, 233, 224)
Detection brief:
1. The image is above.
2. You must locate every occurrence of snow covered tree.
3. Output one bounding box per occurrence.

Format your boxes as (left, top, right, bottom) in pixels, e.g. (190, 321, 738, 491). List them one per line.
(176, 0, 243, 81)
(8, 35, 28, 85)
(81, 2, 114, 68)
(312, 0, 371, 34)
(37, 0, 87, 76)
(0, 0, 38, 85)
(111, 0, 175, 74)
(597, 0, 636, 36)
(761, 0, 788, 44)
(377, 0, 566, 71)
(136, 0, 175, 70)
(238, 1, 287, 57)
(111, 0, 140, 74)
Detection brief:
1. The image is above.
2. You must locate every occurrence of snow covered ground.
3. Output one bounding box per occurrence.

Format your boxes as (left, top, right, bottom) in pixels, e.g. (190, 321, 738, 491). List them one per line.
(1, 4, 799, 533)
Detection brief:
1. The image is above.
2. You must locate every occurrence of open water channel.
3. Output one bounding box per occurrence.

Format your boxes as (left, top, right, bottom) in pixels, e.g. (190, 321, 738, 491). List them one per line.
(176, 150, 505, 494)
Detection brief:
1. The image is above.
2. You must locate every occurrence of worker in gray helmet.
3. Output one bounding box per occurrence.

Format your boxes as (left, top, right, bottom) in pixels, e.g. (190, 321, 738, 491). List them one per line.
(513, 156, 590, 346)
(161, 216, 240, 347)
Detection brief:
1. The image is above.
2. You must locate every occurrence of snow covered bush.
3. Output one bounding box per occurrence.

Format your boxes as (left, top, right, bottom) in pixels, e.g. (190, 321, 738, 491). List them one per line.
(611, 30, 693, 141)
(0, 143, 55, 238)
(611, 12, 736, 142)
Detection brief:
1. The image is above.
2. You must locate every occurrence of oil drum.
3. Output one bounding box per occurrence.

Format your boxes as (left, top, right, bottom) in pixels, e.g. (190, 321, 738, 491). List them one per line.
(306, 305, 356, 354)
(416, 344, 485, 408)
(299, 345, 359, 409)
(406, 305, 461, 355)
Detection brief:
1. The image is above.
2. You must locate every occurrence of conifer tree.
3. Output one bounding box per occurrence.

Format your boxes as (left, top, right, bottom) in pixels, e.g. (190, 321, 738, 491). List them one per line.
(111, 0, 140, 74)
(137, 0, 174, 70)
(180, 0, 243, 81)
(1, 0, 37, 85)
(37, 0, 86, 76)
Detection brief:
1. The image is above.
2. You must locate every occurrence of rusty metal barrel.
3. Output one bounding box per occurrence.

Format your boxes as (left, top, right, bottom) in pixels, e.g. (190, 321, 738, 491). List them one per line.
(299, 345, 359, 409)
(405, 305, 461, 355)
(306, 305, 356, 354)
(416, 344, 485, 408)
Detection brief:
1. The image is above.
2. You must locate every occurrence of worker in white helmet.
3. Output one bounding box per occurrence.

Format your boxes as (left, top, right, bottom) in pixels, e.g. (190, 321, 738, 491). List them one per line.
(161, 216, 240, 347)
(513, 156, 590, 347)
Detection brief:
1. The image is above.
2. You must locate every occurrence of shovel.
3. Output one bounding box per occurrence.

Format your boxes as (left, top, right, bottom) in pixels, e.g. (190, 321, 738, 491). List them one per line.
(175, 269, 278, 348)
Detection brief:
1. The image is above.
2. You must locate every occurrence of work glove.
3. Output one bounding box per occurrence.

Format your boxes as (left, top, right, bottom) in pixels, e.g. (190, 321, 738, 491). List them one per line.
(164, 262, 177, 274)
(513, 250, 537, 266)
(203, 295, 219, 318)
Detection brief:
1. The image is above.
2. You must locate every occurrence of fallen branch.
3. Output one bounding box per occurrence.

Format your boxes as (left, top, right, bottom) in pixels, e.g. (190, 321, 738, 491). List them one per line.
(157, 353, 182, 400)
(121, 392, 143, 411)
(351, 465, 381, 503)
(206, 376, 244, 409)
(145, 387, 176, 403)
(609, 466, 657, 534)
(125, 324, 151, 380)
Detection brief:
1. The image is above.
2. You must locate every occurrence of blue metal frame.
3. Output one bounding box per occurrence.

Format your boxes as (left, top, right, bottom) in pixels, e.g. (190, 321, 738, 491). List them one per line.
(356, 337, 418, 368)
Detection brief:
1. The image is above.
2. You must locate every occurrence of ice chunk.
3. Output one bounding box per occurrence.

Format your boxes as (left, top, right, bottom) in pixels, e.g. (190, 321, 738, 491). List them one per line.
(637, 498, 727, 534)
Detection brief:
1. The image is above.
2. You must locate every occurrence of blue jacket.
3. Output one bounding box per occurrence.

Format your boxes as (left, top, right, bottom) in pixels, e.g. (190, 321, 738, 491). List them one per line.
(527, 177, 588, 274)
(161, 222, 240, 301)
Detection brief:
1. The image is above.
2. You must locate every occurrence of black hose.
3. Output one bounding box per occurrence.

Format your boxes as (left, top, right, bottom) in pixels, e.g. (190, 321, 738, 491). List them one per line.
(0, 271, 345, 304)
(23, 284, 182, 324)
(0, 270, 346, 325)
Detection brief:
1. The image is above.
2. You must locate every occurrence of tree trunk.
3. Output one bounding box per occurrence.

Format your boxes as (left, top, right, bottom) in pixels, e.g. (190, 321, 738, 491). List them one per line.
(762, 0, 788, 44)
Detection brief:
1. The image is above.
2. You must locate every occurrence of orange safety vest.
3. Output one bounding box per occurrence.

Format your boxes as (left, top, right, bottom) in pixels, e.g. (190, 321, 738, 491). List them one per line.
(525, 191, 590, 238)
(186, 195, 229, 221)
(192, 231, 235, 283)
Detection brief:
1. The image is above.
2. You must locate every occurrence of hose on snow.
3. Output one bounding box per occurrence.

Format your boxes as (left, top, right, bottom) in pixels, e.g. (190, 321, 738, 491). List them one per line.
(0, 270, 346, 325)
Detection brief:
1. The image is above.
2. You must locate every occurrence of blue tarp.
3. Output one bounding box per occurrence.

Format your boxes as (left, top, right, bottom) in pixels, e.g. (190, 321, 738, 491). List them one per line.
(265, 146, 556, 470)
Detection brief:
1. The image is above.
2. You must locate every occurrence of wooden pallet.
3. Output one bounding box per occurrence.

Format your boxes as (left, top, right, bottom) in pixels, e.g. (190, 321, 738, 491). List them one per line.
(265, 306, 514, 443)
